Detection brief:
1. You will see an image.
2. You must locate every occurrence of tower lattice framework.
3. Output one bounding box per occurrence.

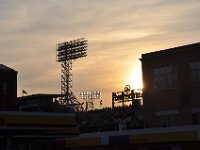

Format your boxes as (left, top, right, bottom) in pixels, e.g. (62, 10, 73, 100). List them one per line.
(56, 38, 88, 112)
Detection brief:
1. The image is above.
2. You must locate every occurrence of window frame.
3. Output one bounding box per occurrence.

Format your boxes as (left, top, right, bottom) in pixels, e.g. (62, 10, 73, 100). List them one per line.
(190, 61, 200, 87)
(154, 65, 178, 90)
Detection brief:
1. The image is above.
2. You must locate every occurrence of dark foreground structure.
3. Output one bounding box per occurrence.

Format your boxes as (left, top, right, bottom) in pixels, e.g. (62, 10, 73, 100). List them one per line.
(0, 111, 78, 150)
(141, 43, 200, 128)
(63, 125, 200, 150)
(0, 64, 17, 111)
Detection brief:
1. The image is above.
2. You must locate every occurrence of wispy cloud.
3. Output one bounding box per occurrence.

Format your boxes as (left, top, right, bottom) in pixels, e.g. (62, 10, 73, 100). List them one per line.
(0, 0, 200, 106)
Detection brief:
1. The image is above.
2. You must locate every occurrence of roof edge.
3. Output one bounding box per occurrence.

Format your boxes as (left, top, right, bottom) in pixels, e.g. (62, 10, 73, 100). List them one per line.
(141, 42, 200, 60)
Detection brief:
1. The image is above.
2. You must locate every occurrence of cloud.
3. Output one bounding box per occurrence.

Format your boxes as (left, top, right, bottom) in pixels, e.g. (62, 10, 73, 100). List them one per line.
(0, 0, 200, 107)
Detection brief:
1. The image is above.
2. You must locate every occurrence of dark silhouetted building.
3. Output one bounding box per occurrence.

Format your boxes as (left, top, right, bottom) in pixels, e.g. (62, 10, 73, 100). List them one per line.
(18, 94, 62, 112)
(141, 43, 200, 127)
(0, 64, 17, 110)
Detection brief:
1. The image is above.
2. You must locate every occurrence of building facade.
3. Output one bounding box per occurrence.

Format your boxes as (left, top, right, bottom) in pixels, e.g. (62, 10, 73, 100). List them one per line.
(18, 94, 62, 112)
(141, 43, 200, 127)
(0, 64, 17, 110)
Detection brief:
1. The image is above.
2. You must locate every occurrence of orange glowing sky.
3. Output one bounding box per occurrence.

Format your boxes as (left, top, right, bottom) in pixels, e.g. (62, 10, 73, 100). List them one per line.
(1, 0, 200, 107)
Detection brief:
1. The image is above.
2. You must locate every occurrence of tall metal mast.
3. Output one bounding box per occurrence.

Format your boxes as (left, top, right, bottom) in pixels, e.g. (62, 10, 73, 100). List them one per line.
(56, 38, 88, 112)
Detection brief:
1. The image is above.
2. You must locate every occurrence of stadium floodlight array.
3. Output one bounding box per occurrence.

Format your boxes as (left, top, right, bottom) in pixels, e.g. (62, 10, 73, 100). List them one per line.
(56, 38, 88, 112)
(80, 91, 101, 100)
(80, 91, 102, 111)
(56, 38, 87, 62)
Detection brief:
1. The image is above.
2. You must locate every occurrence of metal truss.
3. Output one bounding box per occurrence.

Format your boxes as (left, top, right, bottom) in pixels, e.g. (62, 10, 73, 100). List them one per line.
(56, 38, 87, 112)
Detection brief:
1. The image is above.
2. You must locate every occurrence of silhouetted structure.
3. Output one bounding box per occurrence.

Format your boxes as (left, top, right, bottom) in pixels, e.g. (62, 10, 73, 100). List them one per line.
(0, 64, 17, 111)
(76, 106, 143, 133)
(112, 85, 143, 108)
(18, 94, 63, 112)
(56, 38, 88, 112)
(64, 125, 200, 150)
(80, 91, 102, 111)
(141, 43, 200, 127)
(0, 111, 79, 149)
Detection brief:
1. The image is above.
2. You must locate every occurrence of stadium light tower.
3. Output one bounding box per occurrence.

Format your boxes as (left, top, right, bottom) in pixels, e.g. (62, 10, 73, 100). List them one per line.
(56, 38, 88, 112)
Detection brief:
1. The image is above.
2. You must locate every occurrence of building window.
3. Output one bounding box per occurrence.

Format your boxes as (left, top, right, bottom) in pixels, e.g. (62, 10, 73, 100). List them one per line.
(0, 82, 7, 94)
(154, 66, 178, 90)
(190, 61, 200, 86)
(155, 110, 179, 127)
(192, 108, 200, 124)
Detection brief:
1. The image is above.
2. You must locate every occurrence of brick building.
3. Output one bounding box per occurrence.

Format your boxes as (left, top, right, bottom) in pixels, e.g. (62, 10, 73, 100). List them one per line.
(141, 43, 200, 127)
(0, 64, 17, 110)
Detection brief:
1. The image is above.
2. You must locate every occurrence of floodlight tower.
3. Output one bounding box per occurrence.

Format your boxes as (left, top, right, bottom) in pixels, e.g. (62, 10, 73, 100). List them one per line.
(56, 38, 88, 112)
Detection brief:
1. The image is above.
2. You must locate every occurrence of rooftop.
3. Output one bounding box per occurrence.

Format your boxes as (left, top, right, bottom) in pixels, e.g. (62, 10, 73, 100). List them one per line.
(18, 93, 62, 101)
(0, 64, 17, 73)
(141, 42, 200, 60)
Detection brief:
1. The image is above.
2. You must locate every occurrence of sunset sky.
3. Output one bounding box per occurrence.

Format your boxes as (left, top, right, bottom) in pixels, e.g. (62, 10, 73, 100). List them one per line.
(1, 0, 200, 107)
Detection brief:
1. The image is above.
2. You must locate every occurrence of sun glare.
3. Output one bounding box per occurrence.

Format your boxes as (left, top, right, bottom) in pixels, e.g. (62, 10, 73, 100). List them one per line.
(126, 67, 143, 90)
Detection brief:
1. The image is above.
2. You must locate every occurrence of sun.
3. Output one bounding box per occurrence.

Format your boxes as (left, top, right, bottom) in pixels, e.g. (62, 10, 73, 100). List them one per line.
(126, 67, 143, 90)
